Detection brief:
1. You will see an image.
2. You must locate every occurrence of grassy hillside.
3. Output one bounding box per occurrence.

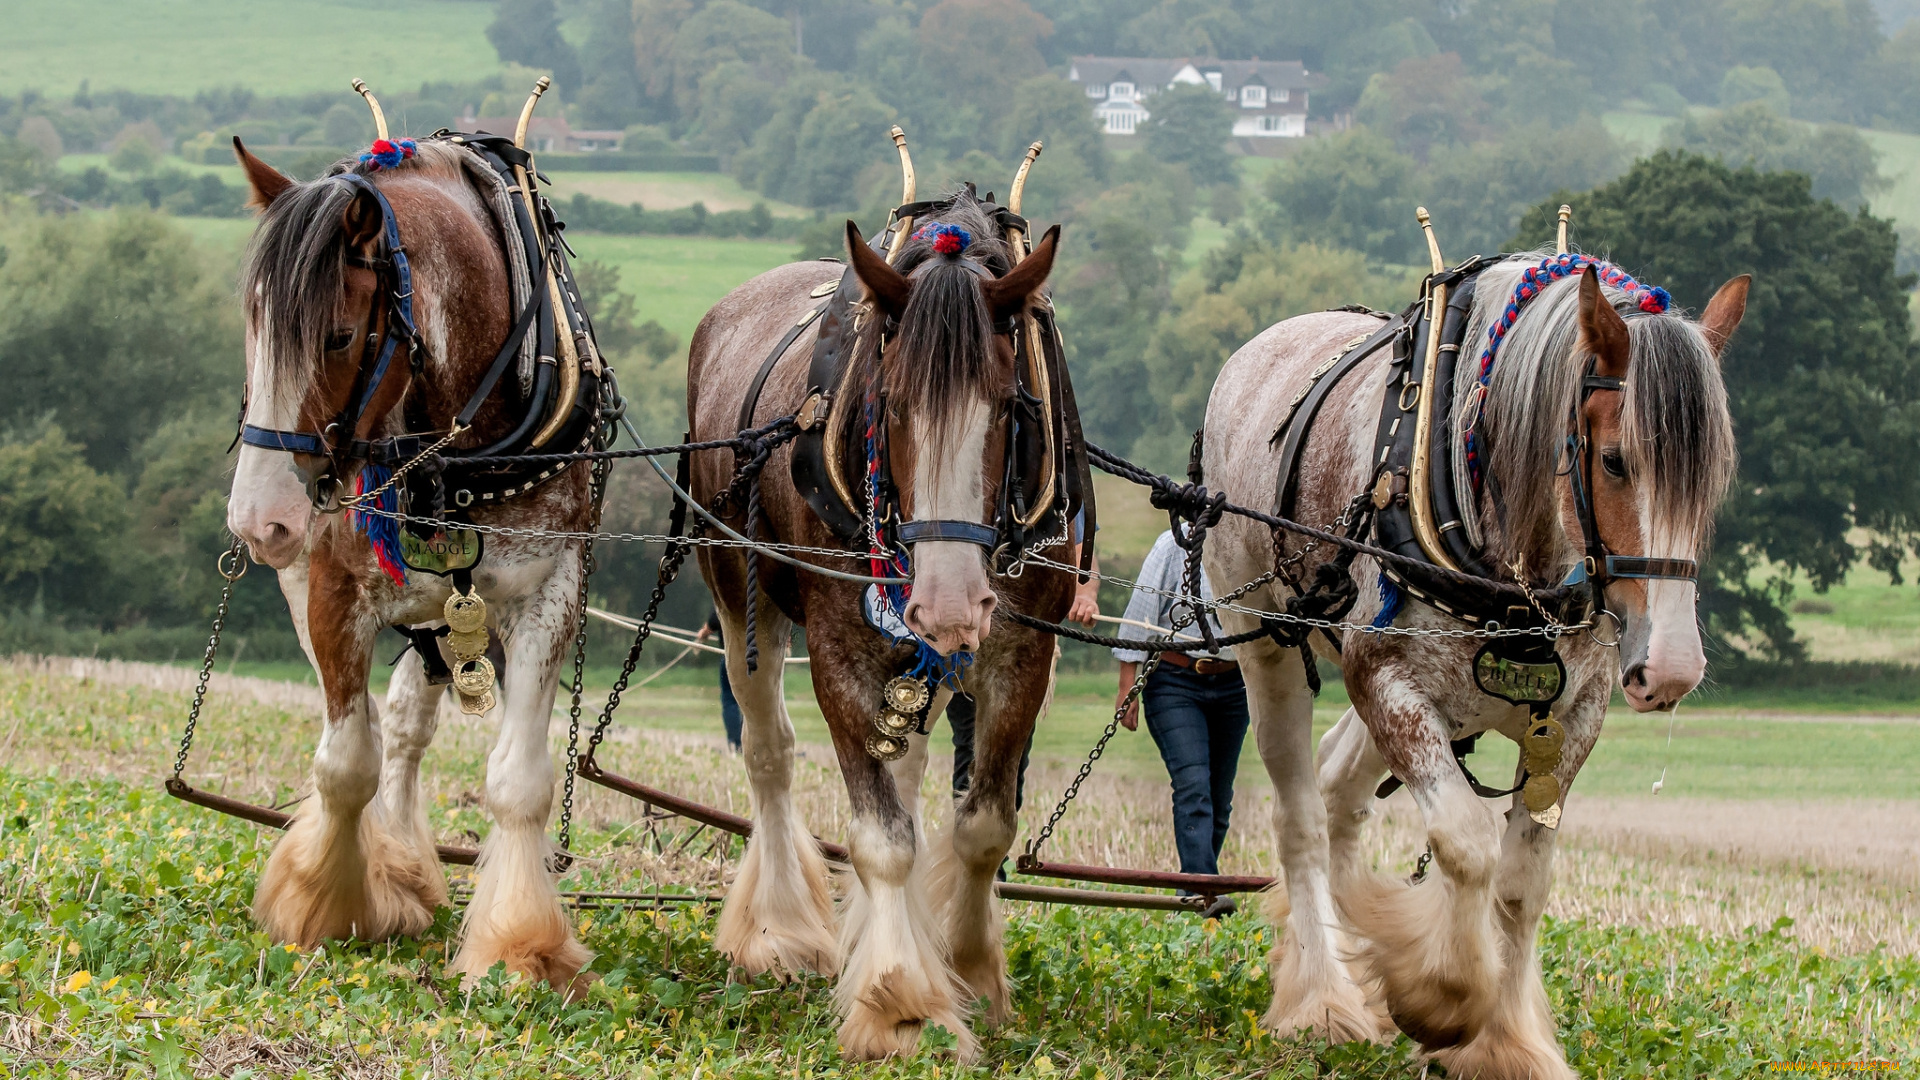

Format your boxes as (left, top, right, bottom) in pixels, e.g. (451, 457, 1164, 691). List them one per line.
(544, 172, 810, 219)
(0, 0, 502, 97)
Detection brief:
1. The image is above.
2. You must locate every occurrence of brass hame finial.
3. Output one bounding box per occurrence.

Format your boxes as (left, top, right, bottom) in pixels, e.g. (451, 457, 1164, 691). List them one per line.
(1556, 204, 1572, 255)
(1006, 140, 1043, 262)
(514, 76, 552, 150)
(351, 79, 389, 142)
(886, 126, 917, 263)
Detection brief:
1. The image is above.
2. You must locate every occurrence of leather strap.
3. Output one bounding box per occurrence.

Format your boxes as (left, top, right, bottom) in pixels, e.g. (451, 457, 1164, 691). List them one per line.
(897, 519, 998, 547)
(1605, 556, 1698, 580)
(1157, 650, 1238, 673)
(1272, 315, 1401, 520)
(738, 300, 829, 433)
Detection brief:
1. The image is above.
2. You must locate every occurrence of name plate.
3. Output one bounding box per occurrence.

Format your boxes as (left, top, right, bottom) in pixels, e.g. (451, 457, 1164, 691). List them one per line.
(400, 528, 483, 577)
(1472, 645, 1565, 706)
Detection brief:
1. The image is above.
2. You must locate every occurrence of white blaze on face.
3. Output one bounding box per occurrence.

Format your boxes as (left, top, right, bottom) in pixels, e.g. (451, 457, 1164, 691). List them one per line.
(227, 307, 315, 569)
(1622, 509, 1706, 713)
(900, 397, 997, 656)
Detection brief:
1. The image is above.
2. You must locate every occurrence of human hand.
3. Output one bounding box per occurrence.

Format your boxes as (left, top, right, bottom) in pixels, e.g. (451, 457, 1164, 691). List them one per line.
(1116, 688, 1139, 731)
(1068, 589, 1099, 627)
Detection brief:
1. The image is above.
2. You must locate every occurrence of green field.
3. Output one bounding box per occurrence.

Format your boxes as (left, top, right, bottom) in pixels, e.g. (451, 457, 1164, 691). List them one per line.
(543, 173, 810, 219)
(0, 0, 503, 97)
(1, 664, 1913, 1077)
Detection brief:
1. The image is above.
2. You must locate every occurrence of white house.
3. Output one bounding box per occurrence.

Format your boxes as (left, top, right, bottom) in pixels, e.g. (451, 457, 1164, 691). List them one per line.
(1068, 57, 1322, 139)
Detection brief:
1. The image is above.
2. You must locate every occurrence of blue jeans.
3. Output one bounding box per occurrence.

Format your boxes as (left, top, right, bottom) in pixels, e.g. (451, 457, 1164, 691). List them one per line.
(1142, 664, 1251, 879)
(718, 662, 742, 751)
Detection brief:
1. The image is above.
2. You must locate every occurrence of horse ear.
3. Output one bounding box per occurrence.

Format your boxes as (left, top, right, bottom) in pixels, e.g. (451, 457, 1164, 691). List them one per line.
(1576, 264, 1631, 378)
(1698, 274, 1751, 360)
(982, 224, 1060, 318)
(232, 137, 294, 210)
(341, 188, 383, 251)
(846, 220, 909, 317)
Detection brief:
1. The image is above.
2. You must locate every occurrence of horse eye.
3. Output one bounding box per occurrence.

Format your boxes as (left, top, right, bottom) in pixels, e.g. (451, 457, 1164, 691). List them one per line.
(1601, 450, 1628, 479)
(324, 329, 356, 353)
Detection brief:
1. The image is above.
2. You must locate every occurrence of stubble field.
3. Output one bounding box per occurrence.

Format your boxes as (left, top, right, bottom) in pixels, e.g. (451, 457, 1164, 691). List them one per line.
(0, 655, 1913, 1077)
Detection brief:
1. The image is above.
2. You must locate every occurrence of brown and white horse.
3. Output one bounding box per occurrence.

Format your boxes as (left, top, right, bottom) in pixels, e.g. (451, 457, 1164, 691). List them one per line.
(1202, 255, 1746, 1075)
(225, 141, 594, 990)
(685, 194, 1071, 1060)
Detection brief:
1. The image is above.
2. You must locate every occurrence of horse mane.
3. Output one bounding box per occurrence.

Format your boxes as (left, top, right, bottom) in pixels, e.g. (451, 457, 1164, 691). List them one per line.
(862, 192, 1014, 451)
(241, 141, 471, 397)
(1449, 248, 1736, 568)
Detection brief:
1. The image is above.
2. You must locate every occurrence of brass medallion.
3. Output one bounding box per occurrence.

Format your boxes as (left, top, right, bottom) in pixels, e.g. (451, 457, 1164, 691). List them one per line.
(445, 592, 488, 634)
(873, 710, 916, 738)
(445, 627, 490, 658)
(458, 688, 496, 715)
(864, 731, 907, 762)
(452, 656, 496, 697)
(883, 676, 930, 715)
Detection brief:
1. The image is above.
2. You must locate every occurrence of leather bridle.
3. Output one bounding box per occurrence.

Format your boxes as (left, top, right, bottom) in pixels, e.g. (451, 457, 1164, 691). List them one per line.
(1563, 354, 1700, 626)
(237, 157, 558, 512)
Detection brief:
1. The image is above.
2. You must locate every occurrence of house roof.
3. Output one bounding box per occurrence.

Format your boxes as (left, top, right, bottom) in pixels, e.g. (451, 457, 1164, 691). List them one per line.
(1068, 56, 1323, 94)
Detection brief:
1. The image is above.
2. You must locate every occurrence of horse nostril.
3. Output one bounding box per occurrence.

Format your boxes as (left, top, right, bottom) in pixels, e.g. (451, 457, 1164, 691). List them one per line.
(1622, 663, 1648, 690)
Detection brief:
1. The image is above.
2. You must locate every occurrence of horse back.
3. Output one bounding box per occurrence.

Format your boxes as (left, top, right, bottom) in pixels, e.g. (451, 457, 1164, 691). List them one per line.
(687, 261, 846, 445)
(1204, 311, 1394, 579)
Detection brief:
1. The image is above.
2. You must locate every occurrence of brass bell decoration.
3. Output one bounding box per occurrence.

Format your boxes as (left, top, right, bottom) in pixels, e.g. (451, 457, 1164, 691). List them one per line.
(865, 675, 935, 761)
(1521, 715, 1566, 828)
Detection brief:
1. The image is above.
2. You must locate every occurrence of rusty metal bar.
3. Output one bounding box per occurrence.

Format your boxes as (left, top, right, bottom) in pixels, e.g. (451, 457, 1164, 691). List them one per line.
(1016, 855, 1274, 895)
(996, 881, 1201, 911)
(578, 759, 852, 861)
(165, 778, 480, 865)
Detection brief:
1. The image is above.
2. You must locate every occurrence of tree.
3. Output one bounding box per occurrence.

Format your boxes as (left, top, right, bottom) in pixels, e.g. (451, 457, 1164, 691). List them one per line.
(0, 210, 238, 473)
(1000, 75, 1109, 181)
(575, 260, 679, 364)
(1422, 119, 1627, 257)
(1141, 83, 1235, 186)
(0, 425, 130, 621)
(672, 0, 797, 118)
(574, 0, 646, 128)
(1261, 126, 1420, 264)
(1353, 52, 1489, 157)
(1514, 151, 1920, 658)
(917, 0, 1052, 104)
(1662, 103, 1885, 208)
(736, 73, 895, 208)
(486, 0, 583, 93)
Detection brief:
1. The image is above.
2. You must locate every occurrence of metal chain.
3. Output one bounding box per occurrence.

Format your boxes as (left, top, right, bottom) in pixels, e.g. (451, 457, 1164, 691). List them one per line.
(1022, 601, 1198, 866)
(555, 457, 612, 867)
(583, 518, 707, 768)
(338, 424, 471, 508)
(171, 539, 249, 782)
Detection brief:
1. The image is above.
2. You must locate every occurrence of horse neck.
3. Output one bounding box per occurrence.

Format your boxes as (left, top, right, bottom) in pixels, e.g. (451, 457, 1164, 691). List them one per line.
(385, 175, 514, 437)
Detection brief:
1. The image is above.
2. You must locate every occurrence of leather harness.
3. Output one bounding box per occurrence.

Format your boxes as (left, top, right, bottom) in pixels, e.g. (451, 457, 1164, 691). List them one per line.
(740, 195, 1096, 573)
(238, 133, 610, 522)
(1267, 257, 1699, 634)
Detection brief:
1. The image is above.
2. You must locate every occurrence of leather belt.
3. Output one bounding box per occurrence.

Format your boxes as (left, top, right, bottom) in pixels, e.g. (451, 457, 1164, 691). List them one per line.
(1157, 651, 1239, 676)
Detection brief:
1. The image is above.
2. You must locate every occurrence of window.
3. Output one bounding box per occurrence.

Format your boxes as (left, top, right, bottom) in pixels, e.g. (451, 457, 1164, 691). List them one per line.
(1241, 85, 1266, 108)
(1225, 87, 1237, 101)
(1276, 88, 1289, 103)
(1205, 72, 1223, 92)
(1086, 82, 1106, 98)
(1108, 112, 1137, 134)
(1111, 81, 1134, 100)
(1259, 115, 1282, 132)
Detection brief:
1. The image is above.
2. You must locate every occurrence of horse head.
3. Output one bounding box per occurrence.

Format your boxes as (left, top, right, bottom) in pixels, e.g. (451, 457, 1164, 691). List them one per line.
(1567, 266, 1748, 711)
(844, 198, 1061, 655)
(226, 138, 507, 569)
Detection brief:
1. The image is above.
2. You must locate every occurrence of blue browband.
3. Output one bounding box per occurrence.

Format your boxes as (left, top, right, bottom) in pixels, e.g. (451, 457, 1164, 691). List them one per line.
(239, 173, 419, 459)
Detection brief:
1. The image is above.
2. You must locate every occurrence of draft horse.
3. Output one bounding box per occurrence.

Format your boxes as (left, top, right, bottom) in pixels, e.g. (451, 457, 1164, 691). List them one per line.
(686, 190, 1077, 1060)
(225, 133, 607, 990)
(1203, 248, 1747, 1075)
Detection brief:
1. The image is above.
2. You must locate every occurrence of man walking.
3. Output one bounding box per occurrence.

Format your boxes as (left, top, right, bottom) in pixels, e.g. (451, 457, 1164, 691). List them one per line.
(1112, 530, 1250, 919)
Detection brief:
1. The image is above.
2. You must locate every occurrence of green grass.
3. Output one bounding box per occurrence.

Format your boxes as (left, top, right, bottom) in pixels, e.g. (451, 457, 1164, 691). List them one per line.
(0, 769, 1912, 1077)
(543, 173, 810, 219)
(0, 0, 503, 97)
(559, 233, 801, 348)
